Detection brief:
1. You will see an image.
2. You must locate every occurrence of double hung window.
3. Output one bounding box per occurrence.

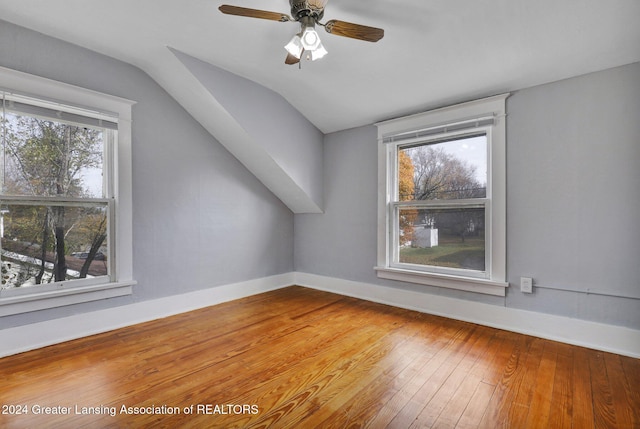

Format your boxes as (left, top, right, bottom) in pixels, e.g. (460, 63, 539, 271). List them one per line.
(0, 67, 135, 315)
(376, 95, 509, 296)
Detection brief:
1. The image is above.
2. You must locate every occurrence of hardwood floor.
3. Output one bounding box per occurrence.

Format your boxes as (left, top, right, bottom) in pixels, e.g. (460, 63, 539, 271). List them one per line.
(1, 286, 638, 428)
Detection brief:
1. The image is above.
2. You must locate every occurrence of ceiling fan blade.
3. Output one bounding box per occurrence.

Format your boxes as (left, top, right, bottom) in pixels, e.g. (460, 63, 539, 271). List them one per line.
(324, 20, 384, 42)
(219, 5, 291, 22)
(285, 53, 300, 65)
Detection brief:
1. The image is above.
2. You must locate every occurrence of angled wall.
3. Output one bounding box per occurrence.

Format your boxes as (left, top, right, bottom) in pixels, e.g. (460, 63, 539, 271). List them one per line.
(141, 48, 323, 214)
(170, 49, 324, 213)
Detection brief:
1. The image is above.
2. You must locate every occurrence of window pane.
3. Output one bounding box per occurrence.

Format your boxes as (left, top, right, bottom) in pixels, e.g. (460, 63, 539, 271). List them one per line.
(1, 112, 105, 198)
(398, 206, 485, 271)
(0, 203, 108, 289)
(398, 134, 486, 201)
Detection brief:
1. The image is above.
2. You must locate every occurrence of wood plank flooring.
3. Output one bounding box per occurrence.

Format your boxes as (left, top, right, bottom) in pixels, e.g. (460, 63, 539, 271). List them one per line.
(1, 286, 638, 428)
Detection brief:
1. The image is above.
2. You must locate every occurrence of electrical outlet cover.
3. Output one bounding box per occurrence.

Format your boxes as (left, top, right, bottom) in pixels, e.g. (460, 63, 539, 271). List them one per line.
(520, 277, 533, 293)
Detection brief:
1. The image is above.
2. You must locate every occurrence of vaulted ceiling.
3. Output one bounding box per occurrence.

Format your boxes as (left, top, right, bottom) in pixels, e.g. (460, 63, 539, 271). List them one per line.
(1, 0, 638, 133)
(1, 0, 638, 212)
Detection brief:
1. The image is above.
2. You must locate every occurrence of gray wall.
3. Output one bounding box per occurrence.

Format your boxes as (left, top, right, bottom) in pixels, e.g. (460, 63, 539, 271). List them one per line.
(295, 62, 640, 329)
(0, 20, 294, 328)
(506, 62, 640, 327)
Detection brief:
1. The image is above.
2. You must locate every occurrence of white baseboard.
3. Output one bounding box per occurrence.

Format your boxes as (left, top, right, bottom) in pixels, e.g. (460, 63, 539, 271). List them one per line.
(2, 271, 639, 359)
(293, 272, 640, 359)
(0, 273, 294, 358)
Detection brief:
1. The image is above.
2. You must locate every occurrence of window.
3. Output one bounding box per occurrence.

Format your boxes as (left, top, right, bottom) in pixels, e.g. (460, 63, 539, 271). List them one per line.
(376, 95, 509, 296)
(0, 66, 135, 315)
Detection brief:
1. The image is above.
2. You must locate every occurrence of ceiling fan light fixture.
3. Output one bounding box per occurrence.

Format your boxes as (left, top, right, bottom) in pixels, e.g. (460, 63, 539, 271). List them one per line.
(285, 26, 328, 61)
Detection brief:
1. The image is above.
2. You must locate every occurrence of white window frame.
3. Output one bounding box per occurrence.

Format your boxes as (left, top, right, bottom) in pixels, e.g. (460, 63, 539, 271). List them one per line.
(0, 66, 136, 316)
(375, 94, 509, 296)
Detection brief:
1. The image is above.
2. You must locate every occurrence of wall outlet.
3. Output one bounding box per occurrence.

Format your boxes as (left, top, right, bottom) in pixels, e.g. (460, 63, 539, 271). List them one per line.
(520, 277, 533, 293)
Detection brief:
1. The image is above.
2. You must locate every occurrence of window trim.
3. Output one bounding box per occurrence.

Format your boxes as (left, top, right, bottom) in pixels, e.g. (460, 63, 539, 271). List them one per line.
(0, 66, 136, 316)
(375, 94, 509, 296)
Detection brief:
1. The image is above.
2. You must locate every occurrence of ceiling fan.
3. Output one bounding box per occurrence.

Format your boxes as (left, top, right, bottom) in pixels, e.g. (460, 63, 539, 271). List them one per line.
(219, 0, 384, 65)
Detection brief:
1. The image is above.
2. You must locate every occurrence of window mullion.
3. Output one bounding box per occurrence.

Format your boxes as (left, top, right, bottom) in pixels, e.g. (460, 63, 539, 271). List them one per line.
(393, 199, 488, 209)
(0, 195, 111, 206)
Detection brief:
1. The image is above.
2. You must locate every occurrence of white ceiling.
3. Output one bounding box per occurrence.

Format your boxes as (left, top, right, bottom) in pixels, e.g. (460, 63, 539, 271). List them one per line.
(0, 0, 639, 134)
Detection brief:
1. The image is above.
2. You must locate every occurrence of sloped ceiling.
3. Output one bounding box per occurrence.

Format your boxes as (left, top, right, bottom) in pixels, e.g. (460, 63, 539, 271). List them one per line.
(167, 48, 324, 213)
(0, 0, 638, 212)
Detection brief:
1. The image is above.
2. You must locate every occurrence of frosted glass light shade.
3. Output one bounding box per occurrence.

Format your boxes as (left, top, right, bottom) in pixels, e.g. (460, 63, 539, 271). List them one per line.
(310, 43, 327, 60)
(300, 27, 321, 50)
(284, 34, 304, 59)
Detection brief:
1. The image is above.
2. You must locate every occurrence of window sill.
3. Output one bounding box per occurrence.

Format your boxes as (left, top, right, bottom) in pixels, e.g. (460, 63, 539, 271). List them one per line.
(0, 281, 136, 317)
(374, 266, 508, 296)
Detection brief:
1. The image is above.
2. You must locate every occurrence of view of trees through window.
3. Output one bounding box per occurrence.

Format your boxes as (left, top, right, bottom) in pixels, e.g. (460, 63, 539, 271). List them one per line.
(1, 108, 110, 290)
(397, 134, 487, 271)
